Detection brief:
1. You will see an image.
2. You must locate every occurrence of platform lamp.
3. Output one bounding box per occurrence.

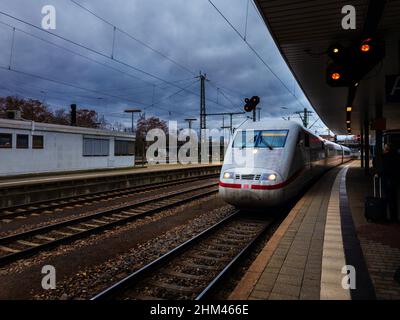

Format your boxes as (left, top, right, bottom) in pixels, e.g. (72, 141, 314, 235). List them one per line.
(124, 109, 142, 135)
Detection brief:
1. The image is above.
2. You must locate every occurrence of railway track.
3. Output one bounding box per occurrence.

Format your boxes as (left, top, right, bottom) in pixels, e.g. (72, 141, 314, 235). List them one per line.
(91, 211, 272, 300)
(0, 182, 219, 266)
(0, 174, 218, 222)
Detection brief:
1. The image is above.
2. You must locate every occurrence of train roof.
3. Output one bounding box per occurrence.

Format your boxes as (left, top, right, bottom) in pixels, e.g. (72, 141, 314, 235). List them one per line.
(239, 119, 303, 131)
(0, 118, 135, 139)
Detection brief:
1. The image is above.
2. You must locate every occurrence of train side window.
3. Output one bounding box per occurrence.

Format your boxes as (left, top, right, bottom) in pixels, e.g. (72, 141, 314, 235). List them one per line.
(32, 135, 44, 149)
(304, 133, 310, 147)
(0, 133, 12, 148)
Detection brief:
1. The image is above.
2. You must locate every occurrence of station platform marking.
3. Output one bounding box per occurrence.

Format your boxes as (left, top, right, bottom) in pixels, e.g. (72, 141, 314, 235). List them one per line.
(320, 166, 351, 299)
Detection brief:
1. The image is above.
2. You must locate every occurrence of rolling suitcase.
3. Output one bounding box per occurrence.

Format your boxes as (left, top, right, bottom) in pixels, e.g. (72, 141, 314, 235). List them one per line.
(364, 175, 386, 222)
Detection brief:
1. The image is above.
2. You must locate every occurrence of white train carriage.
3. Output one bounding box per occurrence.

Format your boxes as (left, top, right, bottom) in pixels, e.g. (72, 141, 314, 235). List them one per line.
(219, 120, 351, 208)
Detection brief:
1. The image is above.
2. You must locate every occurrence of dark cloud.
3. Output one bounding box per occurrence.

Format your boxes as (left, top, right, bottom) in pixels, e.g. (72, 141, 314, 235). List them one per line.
(0, 0, 327, 132)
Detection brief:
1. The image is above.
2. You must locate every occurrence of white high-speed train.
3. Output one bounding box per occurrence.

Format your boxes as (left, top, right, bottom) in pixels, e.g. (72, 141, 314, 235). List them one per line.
(219, 120, 351, 208)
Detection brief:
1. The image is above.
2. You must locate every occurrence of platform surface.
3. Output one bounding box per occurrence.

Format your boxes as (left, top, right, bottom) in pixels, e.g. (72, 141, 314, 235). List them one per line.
(230, 161, 400, 300)
(0, 163, 221, 189)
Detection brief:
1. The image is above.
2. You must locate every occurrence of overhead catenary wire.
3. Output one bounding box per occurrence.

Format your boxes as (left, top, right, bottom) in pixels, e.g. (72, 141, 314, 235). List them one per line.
(8, 26, 15, 70)
(70, 0, 250, 109)
(207, 0, 307, 110)
(0, 67, 209, 123)
(146, 79, 199, 110)
(0, 11, 236, 113)
(0, 66, 199, 119)
(69, 0, 196, 76)
(0, 19, 153, 86)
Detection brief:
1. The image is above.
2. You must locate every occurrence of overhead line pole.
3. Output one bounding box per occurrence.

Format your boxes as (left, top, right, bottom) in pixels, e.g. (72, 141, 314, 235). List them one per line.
(206, 111, 246, 134)
(197, 72, 208, 139)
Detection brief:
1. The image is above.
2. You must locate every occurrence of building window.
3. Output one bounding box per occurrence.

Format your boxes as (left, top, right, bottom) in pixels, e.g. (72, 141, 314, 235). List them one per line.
(83, 138, 109, 156)
(32, 135, 44, 149)
(115, 140, 135, 156)
(0, 133, 12, 148)
(16, 134, 29, 149)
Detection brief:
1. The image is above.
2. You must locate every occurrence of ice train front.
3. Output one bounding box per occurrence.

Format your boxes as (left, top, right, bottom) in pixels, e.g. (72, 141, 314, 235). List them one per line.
(219, 120, 300, 208)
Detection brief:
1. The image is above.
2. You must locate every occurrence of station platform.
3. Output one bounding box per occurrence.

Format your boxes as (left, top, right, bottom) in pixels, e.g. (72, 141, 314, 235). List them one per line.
(0, 163, 221, 188)
(0, 163, 221, 209)
(229, 161, 400, 300)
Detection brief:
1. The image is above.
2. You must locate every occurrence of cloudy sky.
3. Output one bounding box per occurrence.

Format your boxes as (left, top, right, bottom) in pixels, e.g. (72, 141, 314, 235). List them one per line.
(0, 0, 328, 134)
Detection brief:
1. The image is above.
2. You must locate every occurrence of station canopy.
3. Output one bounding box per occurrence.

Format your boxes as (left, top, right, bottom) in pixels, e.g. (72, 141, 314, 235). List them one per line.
(254, 0, 400, 134)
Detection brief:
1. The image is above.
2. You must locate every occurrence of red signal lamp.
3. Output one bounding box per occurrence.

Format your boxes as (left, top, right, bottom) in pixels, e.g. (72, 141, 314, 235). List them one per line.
(361, 44, 371, 52)
(244, 104, 253, 112)
(360, 38, 372, 53)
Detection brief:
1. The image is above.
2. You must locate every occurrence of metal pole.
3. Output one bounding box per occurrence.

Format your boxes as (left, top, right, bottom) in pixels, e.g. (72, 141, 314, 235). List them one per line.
(304, 108, 308, 128)
(365, 116, 370, 175)
(361, 124, 364, 168)
(199, 73, 206, 133)
(375, 102, 383, 172)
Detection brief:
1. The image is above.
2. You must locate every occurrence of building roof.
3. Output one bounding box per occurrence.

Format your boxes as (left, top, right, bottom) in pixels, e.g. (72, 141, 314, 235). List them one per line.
(0, 118, 135, 139)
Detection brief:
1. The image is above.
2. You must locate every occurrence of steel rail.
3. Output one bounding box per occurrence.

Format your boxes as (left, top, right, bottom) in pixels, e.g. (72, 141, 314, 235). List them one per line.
(0, 174, 219, 220)
(0, 183, 218, 266)
(91, 212, 271, 301)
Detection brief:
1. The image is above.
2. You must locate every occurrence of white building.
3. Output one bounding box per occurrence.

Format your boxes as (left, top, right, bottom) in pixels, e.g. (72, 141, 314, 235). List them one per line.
(0, 119, 135, 176)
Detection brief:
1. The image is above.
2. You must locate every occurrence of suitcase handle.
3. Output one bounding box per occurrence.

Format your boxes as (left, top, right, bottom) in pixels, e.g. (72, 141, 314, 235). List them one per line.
(373, 174, 382, 198)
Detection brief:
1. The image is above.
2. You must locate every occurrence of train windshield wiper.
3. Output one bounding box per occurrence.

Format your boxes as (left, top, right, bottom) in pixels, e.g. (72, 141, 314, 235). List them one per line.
(265, 142, 274, 151)
(255, 134, 273, 150)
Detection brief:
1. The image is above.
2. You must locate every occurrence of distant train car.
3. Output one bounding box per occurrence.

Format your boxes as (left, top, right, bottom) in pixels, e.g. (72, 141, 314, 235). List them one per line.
(219, 120, 351, 208)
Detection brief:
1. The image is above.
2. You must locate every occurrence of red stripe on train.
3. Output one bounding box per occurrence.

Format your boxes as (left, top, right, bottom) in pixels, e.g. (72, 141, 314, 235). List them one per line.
(218, 181, 242, 189)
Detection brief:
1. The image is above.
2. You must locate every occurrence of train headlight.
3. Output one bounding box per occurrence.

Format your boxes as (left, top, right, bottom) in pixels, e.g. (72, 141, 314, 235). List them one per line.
(223, 172, 234, 179)
(260, 173, 277, 181)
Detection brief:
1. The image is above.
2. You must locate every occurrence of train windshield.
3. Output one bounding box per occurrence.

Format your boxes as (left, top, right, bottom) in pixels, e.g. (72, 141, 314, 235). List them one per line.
(233, 130, 289, 148)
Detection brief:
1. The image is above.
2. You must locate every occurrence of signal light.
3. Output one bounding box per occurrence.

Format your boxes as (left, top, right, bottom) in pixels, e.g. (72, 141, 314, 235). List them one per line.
(325, 37, 385, 88)
(360, 38, 372, 53)
(328, 43, 345, 61)
(243, 96, 260, 112)
(346, 106, 352, 112)
(326, 64, 351, 87)
(361, 44, 370, 52)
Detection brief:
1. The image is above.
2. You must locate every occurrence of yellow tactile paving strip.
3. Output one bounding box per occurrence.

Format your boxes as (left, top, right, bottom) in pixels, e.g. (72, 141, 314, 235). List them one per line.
(320, 165, 351, 300)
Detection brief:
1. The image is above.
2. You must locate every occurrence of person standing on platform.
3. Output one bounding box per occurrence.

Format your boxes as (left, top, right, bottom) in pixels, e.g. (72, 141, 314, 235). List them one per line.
(382, 144, 399, 222)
